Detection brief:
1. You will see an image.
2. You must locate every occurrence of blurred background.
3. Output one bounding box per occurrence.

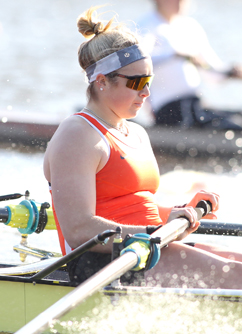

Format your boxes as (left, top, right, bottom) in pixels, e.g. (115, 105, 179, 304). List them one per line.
(0, 0, 242, 263)
(1, 0, 242, 117)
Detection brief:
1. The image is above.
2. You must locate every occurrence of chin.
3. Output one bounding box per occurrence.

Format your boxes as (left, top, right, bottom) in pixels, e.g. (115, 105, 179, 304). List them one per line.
(129, 109, 140, 119)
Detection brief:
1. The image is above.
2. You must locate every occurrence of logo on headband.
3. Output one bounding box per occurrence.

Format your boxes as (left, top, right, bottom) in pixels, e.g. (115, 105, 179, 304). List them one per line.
(124, 53, 130, 57)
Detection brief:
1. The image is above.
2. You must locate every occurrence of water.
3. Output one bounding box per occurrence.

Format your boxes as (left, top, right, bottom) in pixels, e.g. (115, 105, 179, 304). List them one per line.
(0, 147, 60, 265)
(52, 294, 242, 334)
(1, 1, 242, 332)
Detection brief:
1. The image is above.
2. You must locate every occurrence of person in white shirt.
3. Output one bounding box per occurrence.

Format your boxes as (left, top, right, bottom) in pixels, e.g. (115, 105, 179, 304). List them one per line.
(137, 0, 242, 130)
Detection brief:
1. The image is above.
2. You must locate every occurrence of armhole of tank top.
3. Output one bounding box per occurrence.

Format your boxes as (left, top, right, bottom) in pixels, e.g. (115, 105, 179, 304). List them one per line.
(65, 240, 72, 255)
(75, 114, 111, 158)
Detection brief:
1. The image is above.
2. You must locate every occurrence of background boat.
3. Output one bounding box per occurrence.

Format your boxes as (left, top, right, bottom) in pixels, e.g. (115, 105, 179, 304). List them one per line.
(2, 110, 242, 158)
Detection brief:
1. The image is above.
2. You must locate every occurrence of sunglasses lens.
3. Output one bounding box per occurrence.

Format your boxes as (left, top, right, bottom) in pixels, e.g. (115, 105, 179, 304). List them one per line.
(126, 76, 154, 91)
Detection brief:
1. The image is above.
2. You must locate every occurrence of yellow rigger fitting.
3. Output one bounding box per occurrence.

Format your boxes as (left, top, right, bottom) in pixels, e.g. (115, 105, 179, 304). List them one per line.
(5, 201, 56, 233)
(5, 204, 30, 229)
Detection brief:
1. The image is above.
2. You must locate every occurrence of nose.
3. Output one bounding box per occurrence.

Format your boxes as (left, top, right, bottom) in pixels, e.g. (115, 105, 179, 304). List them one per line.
(139, 84, 150, 97)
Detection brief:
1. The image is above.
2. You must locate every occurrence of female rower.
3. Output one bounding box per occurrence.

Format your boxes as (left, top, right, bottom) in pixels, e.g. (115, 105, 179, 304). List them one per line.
(44, 6, 242, 289)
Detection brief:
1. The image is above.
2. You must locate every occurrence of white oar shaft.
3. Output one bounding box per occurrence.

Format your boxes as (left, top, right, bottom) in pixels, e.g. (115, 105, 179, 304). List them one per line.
(15, 252, 138, 334)
(152, 217, 189, 246)
(15, 217, 192, 334)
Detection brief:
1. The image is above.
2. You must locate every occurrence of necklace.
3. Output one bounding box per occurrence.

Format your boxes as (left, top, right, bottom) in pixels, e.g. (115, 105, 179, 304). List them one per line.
(83, 107, 129, 137)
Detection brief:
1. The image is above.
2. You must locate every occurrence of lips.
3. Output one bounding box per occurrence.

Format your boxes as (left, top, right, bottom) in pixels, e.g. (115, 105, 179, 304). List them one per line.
(134, 101, 144, 107)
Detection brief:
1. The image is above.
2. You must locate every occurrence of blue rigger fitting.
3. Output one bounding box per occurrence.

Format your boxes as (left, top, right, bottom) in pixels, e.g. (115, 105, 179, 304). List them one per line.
(120, 233, 160, 271)
(18, 200, 39, 234)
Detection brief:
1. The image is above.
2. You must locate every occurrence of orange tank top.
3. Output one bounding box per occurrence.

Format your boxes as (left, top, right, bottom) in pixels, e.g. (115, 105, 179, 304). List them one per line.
(51, 112, 162, 255)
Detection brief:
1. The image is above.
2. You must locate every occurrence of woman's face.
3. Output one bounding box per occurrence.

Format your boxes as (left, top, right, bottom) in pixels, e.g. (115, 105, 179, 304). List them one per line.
(155, 0, 188, 16)
(106, 58, 153, 120)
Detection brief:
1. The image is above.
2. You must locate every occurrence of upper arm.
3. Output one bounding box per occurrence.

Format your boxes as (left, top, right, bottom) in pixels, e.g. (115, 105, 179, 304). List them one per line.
(44, 117, 108, 245)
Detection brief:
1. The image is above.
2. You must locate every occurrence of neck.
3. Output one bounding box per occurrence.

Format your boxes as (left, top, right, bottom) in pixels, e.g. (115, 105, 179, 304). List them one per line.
(157, 8, 178, 22)
(83, 105, 129, 137)
(155, 0, 186, 22)
(86, 103, 123, 127)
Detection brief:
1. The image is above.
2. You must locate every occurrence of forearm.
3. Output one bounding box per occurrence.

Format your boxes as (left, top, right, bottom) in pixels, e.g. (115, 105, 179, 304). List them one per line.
(157, 206, 173, 224)
(62, 214, 147, 253)
(157, 204, 187, 224)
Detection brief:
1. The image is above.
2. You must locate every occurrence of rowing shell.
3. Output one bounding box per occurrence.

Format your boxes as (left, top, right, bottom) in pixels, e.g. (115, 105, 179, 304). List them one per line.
(1, 261, 242, 333)
(1, 110, 242, 157)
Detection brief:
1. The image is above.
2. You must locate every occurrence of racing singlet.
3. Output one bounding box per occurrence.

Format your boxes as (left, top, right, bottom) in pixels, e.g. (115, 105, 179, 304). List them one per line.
(50, 112, 162, 255)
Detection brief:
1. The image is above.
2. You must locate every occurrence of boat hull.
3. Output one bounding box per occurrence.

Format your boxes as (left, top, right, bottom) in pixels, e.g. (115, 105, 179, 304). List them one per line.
(1, 110, 242, 156)
(2, 273, 242, 333)
(0, 279, 72, 332)
(0, 276, 109, 333)
(3, 280, 242, 333)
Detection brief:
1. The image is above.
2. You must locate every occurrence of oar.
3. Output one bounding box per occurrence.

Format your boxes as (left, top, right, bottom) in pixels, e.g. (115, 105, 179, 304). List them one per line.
(0, 191, 27, 202)
(15, 201, 210, 334)
(158, 53, 242, 80)
(1, 199, 242, 236)
(32, 229, 117, 280)
(196, 221, 242, 236)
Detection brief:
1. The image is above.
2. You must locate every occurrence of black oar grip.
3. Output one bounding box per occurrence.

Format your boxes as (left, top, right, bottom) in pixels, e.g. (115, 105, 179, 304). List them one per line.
(195, 200, 212, 220)
(0, 208, 9, 222)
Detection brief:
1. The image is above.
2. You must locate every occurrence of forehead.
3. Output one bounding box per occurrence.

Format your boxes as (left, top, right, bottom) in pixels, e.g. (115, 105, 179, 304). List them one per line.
(119, 58, 153, 75)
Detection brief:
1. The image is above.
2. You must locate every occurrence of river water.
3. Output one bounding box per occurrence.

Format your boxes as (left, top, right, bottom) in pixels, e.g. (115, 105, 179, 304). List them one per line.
(1, 0, 242, 333)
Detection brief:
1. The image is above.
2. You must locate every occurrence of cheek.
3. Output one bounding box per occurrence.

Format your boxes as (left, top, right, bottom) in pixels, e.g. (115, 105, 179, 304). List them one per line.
(110, 89, 135, 106)
(118, 89, 137, 104)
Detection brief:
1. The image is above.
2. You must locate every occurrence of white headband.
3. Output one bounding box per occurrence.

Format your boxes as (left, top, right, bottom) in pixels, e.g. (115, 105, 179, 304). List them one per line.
(85, 44, 150, 83)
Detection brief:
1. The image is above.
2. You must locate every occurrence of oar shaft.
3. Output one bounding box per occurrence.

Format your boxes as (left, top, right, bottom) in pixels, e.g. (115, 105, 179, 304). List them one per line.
(12, 201, 234, 334)
(197, 221, 242, 236)
(32, 230, 116, 280)
(0, 192, 24, 202)
(15, 252, 138, 334)
(31, 238, 99, 280)
(152, 217, 189, 246)
(14, 217, 194, 334)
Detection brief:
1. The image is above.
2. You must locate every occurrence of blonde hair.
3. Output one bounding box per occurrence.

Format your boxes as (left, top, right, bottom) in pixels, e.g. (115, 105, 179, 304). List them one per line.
(77, 6, 139, 99)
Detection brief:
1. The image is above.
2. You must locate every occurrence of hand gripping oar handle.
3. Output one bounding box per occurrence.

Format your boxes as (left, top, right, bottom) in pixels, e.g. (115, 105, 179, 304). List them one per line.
(195, 200, 212, 219)
(150, 200, 212, 248)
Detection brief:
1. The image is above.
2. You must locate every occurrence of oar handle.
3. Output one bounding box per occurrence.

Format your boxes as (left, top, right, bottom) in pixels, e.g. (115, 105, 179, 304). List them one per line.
(195, 200, 212, 220)
(151, 200, 212, 248)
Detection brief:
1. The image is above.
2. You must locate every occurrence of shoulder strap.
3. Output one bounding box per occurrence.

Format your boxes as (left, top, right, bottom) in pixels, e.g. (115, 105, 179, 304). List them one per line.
(74, 112, 108, 136)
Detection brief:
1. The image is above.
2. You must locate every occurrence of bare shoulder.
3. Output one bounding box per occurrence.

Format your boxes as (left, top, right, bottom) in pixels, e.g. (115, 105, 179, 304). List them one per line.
(47, 115, 103, 153)
(44, 115, 107, 180)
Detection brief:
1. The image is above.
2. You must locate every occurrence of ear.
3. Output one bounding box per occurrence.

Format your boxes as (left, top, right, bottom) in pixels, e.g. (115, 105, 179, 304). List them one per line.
(95, 74, 108, 91)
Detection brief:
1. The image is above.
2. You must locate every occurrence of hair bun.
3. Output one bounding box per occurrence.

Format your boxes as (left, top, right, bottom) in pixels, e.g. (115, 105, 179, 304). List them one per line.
(77, 5, 139, 74)
(93, 22, 102, 36)
(77, 6, 113, 39)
